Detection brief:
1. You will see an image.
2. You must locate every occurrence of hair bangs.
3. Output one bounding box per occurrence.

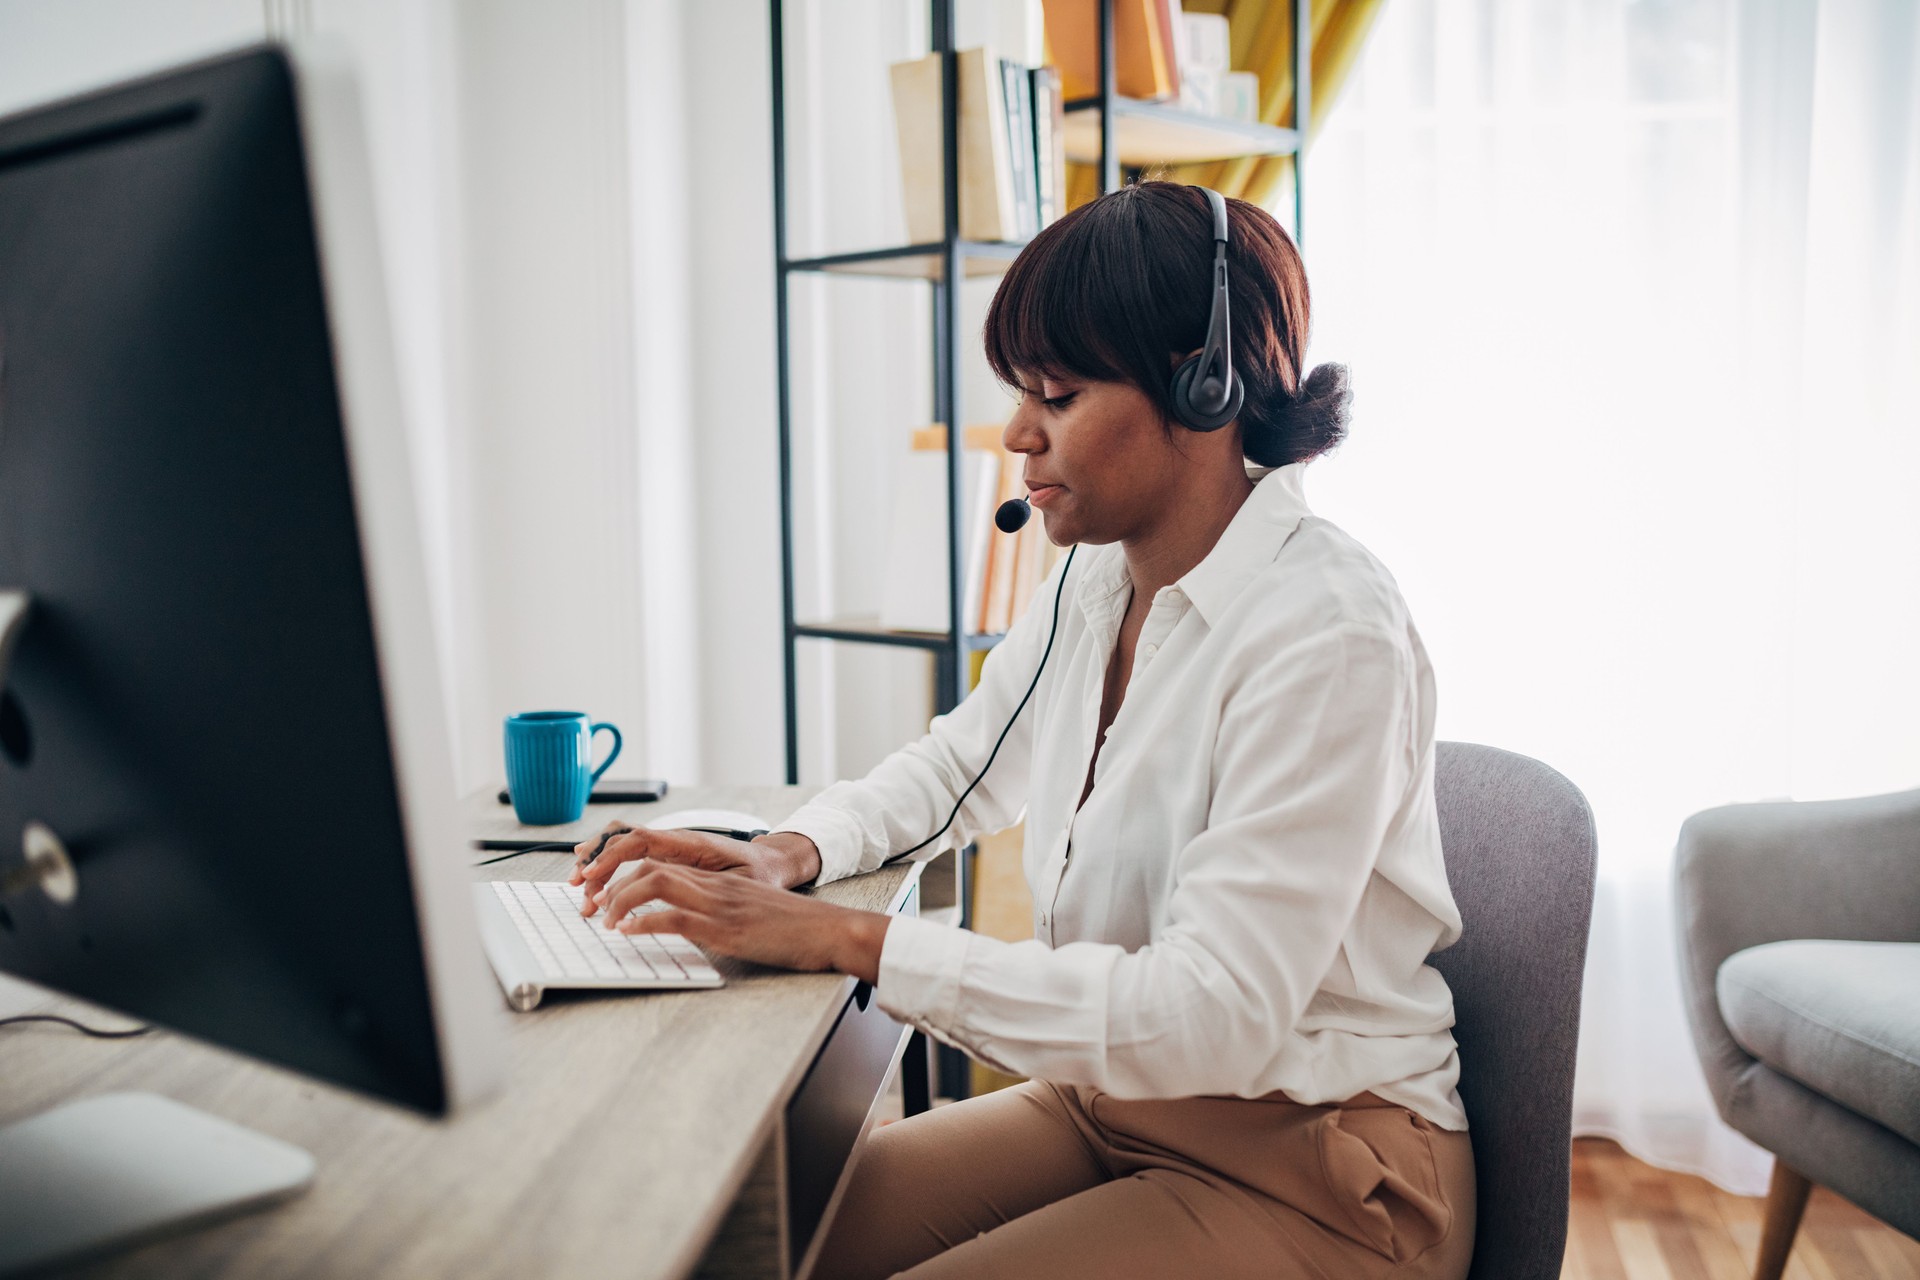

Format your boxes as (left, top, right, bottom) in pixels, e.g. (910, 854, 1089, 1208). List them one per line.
(983, 214, 1137, 396)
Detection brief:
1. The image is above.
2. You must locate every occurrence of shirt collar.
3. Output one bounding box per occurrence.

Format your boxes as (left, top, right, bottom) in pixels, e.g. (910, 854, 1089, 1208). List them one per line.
(1073, 461, 1313, 629)
(1180, 461, 1312, 625)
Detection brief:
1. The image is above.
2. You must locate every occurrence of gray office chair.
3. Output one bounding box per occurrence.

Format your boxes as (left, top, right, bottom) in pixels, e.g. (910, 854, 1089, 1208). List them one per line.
(1428, 741, 1599, 1280)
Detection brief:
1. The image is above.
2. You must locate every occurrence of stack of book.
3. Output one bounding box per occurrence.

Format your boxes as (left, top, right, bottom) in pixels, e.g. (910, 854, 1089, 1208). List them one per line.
(879, 425, 1068, 638)
(890, 48, 1068, 243)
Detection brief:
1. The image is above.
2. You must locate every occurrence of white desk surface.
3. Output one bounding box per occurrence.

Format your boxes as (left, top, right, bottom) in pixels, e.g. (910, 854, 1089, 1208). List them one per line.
(0, 784, 920, 1280)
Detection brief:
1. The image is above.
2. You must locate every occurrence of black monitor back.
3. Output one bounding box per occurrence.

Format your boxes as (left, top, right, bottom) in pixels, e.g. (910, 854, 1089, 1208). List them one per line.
(0, 47, 467, 1113)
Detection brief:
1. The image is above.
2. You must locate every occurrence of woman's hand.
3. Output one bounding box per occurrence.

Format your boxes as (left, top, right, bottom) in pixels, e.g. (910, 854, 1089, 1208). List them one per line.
(585, 860, 889, 983)
(569, 823, 821, 900)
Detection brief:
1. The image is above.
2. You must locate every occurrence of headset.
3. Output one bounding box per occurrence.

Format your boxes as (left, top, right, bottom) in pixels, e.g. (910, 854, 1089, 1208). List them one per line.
(875, 185, 1240, 869)
(1168, 186, 1245, 433)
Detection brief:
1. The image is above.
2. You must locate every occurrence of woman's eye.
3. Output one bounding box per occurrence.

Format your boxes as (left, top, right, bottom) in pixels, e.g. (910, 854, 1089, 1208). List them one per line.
(1041, 393, 1076, 410)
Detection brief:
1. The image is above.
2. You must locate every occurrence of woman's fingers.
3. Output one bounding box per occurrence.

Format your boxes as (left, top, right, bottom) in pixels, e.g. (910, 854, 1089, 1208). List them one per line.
(579, 846, 653, 916)
(569, 821, 635, 885)
(572, 830, 653, 898)
(618, 905, 699, 939)
(599, 861, 723, 930)
(610, 873, 881, 977)
(593, 832, 768, 909)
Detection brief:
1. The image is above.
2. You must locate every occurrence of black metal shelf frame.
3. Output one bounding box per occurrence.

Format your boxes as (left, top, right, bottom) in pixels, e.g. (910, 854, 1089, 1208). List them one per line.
(771, 0, 990, 784)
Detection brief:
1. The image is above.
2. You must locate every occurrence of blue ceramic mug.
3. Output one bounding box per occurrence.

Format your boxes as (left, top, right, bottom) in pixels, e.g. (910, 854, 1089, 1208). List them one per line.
(503, 711, 623, 826)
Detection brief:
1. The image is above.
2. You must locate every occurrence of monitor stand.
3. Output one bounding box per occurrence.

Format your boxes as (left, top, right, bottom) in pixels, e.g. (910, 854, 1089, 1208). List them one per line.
(0, 596, 315, 1269)
(0, 1092, 315, 1273)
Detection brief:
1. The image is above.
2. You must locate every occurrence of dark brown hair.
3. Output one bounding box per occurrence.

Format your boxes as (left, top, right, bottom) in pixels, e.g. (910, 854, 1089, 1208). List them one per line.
(982, 180, 1350, 468)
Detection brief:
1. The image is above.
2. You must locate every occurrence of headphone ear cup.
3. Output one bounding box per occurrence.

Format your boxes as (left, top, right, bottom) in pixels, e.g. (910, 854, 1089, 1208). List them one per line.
(1169, 355, 1246, 433)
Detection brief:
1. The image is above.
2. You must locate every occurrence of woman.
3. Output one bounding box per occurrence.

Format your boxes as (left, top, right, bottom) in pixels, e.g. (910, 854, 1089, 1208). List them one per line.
(572, 182, 1474, 1279)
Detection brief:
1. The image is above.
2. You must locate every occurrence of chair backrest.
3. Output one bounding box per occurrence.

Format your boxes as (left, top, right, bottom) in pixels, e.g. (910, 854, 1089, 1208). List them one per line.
(1428, 741, 1598, 1280)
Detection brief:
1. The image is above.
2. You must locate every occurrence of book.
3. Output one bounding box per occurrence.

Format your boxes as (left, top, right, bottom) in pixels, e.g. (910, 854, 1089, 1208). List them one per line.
(960, 448, 1000, 638)
(1030, 66, 1052, 229)
(1043, 0, 1179, 101)
(959, 46, 1019, 241)
(982, 446, 1027, 633)
(1030, 65, 1066, 228)
(879, 437, 1001, 634)
(1152, 0, 1183, 102)
(1000, 57, 1037, 238)
(1008, 515, 1051, 629)
(1181, 10, 1230, 74)
(889, 53, 944, 243)
(1219, 71, 1260, 123)
(911, 424, 1015, 634)
(889, 47, 1019, 243)
(1177, 11, 1230, 116)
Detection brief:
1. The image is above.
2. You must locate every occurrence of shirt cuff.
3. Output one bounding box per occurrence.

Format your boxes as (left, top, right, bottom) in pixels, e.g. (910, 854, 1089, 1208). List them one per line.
(875, 913, 971, 1030)
(768, 802, 867, 885)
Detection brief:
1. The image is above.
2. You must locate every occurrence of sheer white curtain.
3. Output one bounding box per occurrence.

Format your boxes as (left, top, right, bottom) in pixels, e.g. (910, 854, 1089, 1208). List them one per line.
(1300, 0, 1920, 1195)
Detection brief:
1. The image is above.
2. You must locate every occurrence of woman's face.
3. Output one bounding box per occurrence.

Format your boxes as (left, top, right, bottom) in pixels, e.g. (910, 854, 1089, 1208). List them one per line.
(1002, 360, 1211, 547)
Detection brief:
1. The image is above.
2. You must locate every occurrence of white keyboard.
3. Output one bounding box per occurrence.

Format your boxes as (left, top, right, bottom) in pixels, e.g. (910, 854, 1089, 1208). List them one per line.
(472, 880, 724, 1011)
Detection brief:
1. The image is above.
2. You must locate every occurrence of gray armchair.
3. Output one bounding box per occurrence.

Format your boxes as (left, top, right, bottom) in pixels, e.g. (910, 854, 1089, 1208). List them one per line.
(1675, 788, 1920, 1279)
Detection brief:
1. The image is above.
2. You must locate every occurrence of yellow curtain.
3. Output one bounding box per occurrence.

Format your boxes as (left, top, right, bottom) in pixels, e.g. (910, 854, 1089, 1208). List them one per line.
(1062, 0, 1386, 214)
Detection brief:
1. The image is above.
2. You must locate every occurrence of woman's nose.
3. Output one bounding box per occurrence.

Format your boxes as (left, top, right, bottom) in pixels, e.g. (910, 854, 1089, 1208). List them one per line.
(1003, 405, 1045, 455)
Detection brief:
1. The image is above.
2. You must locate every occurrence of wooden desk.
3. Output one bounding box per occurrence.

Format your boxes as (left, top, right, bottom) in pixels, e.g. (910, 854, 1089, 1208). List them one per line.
(0, 785, 922, 1279)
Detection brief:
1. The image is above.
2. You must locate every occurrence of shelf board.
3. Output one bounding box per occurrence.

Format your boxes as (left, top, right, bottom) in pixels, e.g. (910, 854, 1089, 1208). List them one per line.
(782, 239, 1029, 280)
(1062, 96, 1300, 166)
(793, 618, 1006, 654)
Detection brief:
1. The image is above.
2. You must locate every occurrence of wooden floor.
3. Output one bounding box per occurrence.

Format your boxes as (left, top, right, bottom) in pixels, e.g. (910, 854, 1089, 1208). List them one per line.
(1567, 1137, 1920, 1279)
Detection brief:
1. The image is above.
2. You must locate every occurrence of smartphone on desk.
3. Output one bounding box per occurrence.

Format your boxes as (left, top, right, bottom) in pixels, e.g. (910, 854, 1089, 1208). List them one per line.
(497, 778, 669, 805)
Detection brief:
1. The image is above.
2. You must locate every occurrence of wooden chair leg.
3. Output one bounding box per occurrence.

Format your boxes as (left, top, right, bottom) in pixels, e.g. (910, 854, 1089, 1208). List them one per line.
(1753, 1158, 1813, 1280)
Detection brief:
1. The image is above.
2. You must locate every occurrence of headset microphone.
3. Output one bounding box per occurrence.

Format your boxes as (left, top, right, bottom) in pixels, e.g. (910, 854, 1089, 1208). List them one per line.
(995, 497, 1031, 533)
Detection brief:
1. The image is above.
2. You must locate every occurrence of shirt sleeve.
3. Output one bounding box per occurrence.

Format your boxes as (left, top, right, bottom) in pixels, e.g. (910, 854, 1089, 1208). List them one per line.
(874, 620, 1423, 1098)
(768, 552, 1077, 886)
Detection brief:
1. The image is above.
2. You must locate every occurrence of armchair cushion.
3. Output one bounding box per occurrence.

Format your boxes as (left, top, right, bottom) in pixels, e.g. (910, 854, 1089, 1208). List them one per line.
(1717, 939, 1920, 1146)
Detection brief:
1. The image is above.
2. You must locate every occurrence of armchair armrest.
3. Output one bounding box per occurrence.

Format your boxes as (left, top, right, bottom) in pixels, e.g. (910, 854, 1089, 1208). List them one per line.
(1674, 788, 1920, 1111)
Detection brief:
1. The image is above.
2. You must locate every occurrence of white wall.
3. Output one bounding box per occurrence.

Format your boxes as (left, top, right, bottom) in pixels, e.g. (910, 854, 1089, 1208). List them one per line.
(452, 0, 660, 783)
(0, 0, 1042, 795)
(0, 0, 703, 793)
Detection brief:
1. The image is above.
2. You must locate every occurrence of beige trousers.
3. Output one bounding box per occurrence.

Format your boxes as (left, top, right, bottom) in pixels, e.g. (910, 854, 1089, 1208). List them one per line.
(810, 1080, 1475, 1280)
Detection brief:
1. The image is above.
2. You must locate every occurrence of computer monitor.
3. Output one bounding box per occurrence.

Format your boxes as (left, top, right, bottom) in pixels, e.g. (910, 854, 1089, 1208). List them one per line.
(0, 32, 500, 1155)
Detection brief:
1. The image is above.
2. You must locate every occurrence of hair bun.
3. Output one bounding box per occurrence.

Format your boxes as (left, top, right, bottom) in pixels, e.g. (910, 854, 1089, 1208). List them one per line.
(1241, 361, 1351, 466)
(1244, 360, 1351, 466)
(1289, 362, 1353, 442)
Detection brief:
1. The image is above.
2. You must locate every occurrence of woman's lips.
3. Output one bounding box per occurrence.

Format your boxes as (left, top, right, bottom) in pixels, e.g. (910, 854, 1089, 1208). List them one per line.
(1027, 483, 1065, 508)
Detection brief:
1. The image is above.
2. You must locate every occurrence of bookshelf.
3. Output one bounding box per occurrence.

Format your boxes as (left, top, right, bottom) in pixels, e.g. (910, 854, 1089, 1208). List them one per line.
(767, 0, 1309, 1099)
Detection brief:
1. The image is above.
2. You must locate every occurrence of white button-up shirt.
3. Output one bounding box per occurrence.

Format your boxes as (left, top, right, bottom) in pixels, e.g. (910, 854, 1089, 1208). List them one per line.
(772, 461, 1468, 1129)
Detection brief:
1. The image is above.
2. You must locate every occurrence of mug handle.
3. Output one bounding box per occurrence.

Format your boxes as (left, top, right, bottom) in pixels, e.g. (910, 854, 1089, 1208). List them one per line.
(588, 722, 623, 787)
